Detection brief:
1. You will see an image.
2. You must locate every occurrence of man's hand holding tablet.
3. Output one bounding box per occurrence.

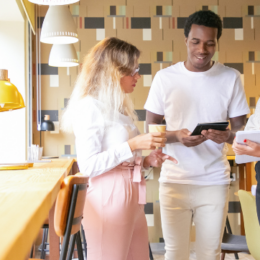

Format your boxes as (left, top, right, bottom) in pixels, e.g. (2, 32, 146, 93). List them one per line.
(175, 129, 207, 147)
(193, 122, 231, 144)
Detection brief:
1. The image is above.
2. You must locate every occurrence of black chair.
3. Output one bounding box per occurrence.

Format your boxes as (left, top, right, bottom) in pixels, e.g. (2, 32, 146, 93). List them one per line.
(221, 216, 249, 260)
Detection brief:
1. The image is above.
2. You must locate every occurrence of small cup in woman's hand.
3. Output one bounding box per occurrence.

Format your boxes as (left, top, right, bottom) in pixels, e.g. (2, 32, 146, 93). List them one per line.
(149, 124, 166, 148)
(149, 124, 166, 133)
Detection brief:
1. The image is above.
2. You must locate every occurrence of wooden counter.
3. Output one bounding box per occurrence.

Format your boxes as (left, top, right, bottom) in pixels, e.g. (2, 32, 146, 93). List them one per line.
(0, 159, 76, 260)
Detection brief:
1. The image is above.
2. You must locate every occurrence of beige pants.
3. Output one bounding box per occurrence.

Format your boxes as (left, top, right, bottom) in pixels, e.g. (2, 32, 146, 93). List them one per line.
(159, 183, 229, 260)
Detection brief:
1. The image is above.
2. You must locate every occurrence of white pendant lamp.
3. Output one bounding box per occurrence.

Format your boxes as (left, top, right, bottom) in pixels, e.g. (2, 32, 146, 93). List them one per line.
(49, 44, 79, 67)
(40, 5, 78, 44)
(29, 0, 79, 5)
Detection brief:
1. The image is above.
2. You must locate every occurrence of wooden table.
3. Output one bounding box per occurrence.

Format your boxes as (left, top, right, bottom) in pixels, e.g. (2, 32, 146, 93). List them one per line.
(0, 158, 77, 260)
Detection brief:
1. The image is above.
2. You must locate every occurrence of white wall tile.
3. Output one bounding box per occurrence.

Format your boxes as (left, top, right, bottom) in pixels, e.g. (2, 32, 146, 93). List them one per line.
(113, 17, 116, 29)
(143, 75, 152, 86)
(143, 29, 152, 41)
(50, 75, 59, 87)
(96, 29, 105, 41)
(235, 28, 243, 41)
(145, 214, 154, 226)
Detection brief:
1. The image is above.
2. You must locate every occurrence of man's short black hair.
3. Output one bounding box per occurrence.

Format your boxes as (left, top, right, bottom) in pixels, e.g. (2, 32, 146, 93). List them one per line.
(184, 10, 222, 40)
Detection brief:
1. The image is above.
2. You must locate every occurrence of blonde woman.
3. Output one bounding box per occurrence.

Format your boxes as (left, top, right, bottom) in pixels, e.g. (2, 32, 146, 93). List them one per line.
(62, 37, 177, 260)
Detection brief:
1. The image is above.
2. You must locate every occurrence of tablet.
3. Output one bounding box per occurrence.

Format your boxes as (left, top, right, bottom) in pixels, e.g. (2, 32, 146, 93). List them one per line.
(235, 130, 260, 164)
(191, 122, 229, 136)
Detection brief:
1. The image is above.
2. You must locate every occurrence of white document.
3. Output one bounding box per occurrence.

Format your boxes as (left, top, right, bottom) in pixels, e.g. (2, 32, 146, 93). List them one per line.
(235, 130, 260, 164)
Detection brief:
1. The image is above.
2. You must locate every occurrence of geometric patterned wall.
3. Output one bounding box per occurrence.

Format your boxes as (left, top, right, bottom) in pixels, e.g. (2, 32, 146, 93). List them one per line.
(33, 0, 260, 242)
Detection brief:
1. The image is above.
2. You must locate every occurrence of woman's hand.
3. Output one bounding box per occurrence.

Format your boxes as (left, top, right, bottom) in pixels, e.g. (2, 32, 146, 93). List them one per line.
(232, 138, 260, 157)
(143, 149, 178, 168)
(128, 132, 167, 151)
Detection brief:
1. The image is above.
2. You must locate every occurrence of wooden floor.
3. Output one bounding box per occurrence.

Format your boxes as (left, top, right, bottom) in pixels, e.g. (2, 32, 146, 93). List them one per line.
(34, 242, 255, 260)
(153, 252, 255, 260)
(151, 242, 255, 260)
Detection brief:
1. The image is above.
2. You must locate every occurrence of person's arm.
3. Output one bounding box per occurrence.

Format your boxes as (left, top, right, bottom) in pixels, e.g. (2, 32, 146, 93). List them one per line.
(75, 102, 168, 177)
(143, 149, 178, 168)
(146, 110, 206, 147)
(74, 107, 134, 178)
(201, 115, 247, 144)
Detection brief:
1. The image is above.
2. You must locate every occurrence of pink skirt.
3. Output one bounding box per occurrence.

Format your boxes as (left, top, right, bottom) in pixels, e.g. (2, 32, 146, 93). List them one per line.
(82, 167, 149, 260)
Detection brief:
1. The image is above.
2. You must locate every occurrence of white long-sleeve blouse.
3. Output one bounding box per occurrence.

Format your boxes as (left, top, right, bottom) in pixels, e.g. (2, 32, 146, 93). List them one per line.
(245, 98, 260, 131)
(73, 96, 142, 178)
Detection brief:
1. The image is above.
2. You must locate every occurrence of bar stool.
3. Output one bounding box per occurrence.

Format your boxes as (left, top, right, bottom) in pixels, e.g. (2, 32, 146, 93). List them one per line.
(30, 173, 88, 260)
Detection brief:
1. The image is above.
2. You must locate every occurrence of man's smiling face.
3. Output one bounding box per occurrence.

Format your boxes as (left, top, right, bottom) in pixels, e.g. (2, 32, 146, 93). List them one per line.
(185, 24, 218, 72)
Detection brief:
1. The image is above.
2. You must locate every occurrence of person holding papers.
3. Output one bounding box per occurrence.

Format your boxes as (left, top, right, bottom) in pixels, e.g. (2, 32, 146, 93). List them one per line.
(144, 10, 249, 260)
(233, 99, 260, 224)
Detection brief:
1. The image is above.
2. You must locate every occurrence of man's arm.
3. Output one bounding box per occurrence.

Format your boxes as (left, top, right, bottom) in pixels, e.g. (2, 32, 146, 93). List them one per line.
(201, 115, 247, 144)
(146, 110, 206, 147)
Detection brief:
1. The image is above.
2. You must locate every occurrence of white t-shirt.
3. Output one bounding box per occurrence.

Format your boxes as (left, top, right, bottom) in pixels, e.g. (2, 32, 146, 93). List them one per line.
(73, 96, 142, 178)
(144, 61, 250, 185)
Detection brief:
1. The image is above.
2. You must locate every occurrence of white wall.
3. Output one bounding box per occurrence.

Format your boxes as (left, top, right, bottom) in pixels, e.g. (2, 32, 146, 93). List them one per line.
(0, 21, 26, 163)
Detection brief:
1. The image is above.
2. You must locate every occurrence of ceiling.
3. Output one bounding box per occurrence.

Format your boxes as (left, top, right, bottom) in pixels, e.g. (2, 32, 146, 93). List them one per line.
(0, 0, 24, 21)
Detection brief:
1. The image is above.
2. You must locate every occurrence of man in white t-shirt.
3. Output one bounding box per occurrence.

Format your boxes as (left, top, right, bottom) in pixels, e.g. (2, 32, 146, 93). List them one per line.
(144, 10, 249, 260)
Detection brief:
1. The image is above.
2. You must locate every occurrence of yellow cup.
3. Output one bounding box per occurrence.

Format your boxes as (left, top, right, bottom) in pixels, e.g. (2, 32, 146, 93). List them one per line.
(148, 124, 166, 133)
(148, 124, 166, 149)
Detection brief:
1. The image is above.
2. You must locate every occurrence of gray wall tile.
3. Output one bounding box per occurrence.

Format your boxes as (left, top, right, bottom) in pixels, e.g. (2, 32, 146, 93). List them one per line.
(139, 63, 152, 75)
(157, 52, 163, 62)
(110, 6, 116, 15)
(85, 17, 104, 28)
(224, 63, 244, 74)
(131, 18, 151, 28)
(223, 18, 243, 28)
(228, 201, 241, 213)
(135, 110, 146, 121)
(177, 17, 188, 29)
(64, 98, 70, 108)
(248, 6, 254, 15)
(156, 6, 162, 16)
(250, 97, 256, 107)
(65, 145, 71, 155)
(144, 202, 153, 214)
(249, 51, 255, 61)
(39, 64, 58, 75)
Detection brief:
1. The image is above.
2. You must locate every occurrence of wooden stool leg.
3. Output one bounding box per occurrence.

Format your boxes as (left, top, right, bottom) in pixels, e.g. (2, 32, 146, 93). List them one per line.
(40, 228, 48, 259)
(76, 232, 84, 260)
(221, 252, 225, 260)
(81, 225, 87, 259)
(65, 234, 76, 260)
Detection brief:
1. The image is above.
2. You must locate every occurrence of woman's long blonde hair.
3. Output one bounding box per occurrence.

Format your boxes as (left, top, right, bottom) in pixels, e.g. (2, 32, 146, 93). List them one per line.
(61, 37, 140, 132)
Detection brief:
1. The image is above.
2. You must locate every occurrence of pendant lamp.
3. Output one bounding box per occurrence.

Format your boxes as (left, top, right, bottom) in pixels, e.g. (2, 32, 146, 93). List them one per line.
(29, 0, 79, 5)
(49, 44, 79, 67)
(40, 115, 55, 147)
(0, 69, 25, 112)
(40, 5, 78, 44)
(41, 115, 55, 131)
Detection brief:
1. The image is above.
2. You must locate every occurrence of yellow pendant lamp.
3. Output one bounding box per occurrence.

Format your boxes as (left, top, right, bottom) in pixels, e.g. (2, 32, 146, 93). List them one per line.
(0, 69, 25, 112)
